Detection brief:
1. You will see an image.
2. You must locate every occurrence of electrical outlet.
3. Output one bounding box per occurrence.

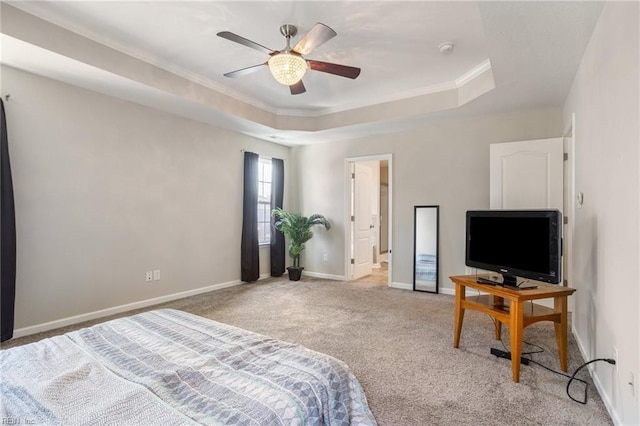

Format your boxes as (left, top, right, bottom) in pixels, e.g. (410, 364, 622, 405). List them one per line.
(323, 253, 328, 262)
(145, 271, 153, 282)
(153, 270, 161, 281)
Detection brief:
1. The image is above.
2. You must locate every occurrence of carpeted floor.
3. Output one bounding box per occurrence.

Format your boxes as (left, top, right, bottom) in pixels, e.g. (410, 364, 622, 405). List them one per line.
(2, 274, 613, 425)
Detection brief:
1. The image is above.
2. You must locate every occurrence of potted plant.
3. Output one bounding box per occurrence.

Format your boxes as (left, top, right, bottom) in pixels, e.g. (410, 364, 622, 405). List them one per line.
(272, 207, 331, 281)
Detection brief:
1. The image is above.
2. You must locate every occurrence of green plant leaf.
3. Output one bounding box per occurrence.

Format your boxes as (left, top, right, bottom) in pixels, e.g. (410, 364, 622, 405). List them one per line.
(272, 208, 330, 267)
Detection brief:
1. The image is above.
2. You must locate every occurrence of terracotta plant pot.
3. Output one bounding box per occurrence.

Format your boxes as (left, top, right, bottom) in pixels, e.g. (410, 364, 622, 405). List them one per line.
(287, 266, 304, 281)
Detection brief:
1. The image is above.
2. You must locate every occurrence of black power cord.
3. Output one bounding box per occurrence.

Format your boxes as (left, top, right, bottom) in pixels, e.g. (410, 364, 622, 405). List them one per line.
(480, 296, 616, 404)
(494, 343, 615, 404)
(565, 358, 616, 404)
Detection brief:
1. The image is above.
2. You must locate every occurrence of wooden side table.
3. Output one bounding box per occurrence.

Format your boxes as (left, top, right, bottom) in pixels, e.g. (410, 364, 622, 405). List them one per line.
(450, 275, 576, 383)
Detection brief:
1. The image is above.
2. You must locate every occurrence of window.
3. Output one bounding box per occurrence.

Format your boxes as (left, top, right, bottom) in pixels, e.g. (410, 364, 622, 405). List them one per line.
(257, 157, 272, 244)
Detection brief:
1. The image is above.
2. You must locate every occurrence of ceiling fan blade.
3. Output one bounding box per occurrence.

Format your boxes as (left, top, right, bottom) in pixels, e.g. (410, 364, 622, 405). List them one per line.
(308, 60, 361, 79)
(292, 23, 337, 56)
(223, 63, 267, 78)
(289, 80, 306, 95)
(217, 31, 276, 55)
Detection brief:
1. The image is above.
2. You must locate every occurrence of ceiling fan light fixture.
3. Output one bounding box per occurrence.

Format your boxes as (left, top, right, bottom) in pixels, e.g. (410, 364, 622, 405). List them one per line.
(268, 53, 308, 86)
(218, 22, 359, 95)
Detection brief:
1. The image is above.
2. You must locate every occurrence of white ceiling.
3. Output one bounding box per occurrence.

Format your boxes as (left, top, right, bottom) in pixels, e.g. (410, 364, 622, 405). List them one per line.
(1, 1, 604, 145)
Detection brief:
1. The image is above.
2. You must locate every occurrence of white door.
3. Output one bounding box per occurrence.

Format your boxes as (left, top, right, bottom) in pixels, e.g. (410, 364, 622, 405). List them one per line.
(490, 138, 564, 210)
(490, 137, 564, 304)
(352, 163, 373, 279)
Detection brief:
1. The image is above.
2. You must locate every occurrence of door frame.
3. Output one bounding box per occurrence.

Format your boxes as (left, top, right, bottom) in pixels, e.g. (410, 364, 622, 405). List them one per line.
(344, 154, 393, 283)
(564, 113, 576, 314)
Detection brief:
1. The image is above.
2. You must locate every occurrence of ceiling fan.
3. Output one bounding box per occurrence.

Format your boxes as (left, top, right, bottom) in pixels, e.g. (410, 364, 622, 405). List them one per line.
(217, 23, 361, 95)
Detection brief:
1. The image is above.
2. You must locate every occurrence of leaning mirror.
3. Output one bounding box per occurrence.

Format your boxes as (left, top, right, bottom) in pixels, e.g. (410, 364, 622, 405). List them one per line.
(413, 205, 439, 293)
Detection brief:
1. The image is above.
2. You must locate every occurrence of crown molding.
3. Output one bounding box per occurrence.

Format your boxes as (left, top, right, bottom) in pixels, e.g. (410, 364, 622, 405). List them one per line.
(4, 2, 280, 115)
(456, 59, 492, 86)
(276, 60, 492, 117)
(5, 3, 493, 121)
(2, 2, 495, 143)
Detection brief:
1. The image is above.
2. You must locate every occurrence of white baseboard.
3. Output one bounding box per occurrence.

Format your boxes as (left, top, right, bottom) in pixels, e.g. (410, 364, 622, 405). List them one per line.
(389, 282, 412, 290)
(391, 284, 460, 295)
(439, 287, 455, 296)
(302, 271, 346, 281)
(13, 279, 243, 339)
(572, 326, 622, 425)
(382, 277, 478, 295)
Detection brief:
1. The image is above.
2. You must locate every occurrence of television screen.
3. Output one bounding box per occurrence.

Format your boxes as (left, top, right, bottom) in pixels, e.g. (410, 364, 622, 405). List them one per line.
(465, 209, 562, 285)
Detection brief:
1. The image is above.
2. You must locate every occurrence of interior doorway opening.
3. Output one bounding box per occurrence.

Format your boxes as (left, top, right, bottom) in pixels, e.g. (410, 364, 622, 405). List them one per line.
(345, 155, 392, 285)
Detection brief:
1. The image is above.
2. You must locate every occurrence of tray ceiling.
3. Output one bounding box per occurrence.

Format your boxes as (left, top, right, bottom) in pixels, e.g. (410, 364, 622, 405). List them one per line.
(1, 1, 604, 145)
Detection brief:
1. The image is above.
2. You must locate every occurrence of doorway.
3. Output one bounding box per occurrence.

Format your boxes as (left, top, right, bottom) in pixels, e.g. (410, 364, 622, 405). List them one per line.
(345, 154, 392, 285)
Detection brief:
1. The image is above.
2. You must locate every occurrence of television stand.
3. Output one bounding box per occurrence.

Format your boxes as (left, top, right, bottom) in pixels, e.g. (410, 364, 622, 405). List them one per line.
(450, 275, 576, 382)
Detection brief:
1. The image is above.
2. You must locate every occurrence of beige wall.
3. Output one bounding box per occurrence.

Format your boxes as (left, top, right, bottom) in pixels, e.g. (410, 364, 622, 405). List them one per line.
(562, 2, 639, 424)
(3, 4, 637, 421)
(292, 107, 563, 288)
(3, 66, 290, 331)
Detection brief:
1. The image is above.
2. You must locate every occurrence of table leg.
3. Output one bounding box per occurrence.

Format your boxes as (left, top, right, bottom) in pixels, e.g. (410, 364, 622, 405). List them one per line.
(554, 296, 569, 372)
(454, 283, 465, 348)
(493, 296, 503, 340)
(509, 300, 524, 382)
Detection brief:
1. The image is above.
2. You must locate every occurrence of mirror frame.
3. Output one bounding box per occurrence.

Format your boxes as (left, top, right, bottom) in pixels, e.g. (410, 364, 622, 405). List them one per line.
(413, 205, 439, 293)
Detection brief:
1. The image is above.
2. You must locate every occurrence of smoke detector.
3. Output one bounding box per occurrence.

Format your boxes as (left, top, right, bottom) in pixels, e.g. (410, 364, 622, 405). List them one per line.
(439, 42, 454, 54)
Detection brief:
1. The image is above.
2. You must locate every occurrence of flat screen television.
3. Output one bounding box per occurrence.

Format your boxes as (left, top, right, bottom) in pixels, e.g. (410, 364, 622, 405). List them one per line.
(465, 209, 562, 286)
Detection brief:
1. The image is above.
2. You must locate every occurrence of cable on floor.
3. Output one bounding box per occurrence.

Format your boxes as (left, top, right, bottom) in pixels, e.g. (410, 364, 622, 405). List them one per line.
(480, 301, 615, 404)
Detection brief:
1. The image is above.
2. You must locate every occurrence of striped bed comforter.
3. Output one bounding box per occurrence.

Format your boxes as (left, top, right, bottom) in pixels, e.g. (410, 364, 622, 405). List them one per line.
(1, 309, 376, 425)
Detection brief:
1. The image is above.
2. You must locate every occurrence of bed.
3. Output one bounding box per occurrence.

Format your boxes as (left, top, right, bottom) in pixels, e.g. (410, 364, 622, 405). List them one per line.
(0, 309, 377, 425)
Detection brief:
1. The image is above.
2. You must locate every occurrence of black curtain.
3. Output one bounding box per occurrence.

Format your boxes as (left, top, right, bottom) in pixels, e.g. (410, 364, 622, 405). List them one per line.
(270, 158, 285, 276)
(1, 99, 16, 342)
(240, 152, 259, 282)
